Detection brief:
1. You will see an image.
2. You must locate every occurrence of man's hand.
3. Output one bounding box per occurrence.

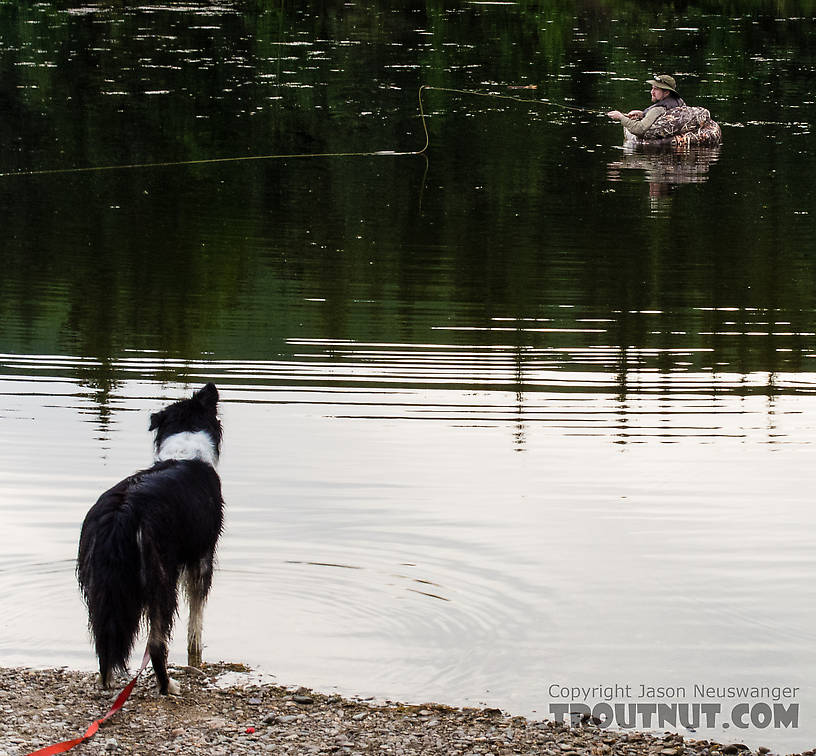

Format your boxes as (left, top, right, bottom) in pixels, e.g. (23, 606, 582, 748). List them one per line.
(606, 110, 624, 121)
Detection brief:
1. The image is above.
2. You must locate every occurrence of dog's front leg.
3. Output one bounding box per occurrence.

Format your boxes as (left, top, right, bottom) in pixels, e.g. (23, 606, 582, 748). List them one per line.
(187, 589, 205, 668)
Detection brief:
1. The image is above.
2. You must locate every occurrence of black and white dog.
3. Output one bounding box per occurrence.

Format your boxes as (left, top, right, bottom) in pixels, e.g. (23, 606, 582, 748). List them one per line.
(77, 383, 224, 694)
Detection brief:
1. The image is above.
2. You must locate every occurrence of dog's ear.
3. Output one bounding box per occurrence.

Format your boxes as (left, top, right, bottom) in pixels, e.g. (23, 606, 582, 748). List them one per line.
(196, 383, 219, 408)
(148, 410, 164, 431)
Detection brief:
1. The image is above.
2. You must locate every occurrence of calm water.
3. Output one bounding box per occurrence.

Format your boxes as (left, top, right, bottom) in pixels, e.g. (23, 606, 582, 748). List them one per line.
(1, 1, 816, 750)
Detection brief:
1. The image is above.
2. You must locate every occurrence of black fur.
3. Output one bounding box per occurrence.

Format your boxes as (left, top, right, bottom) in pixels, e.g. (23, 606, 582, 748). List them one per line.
(77, 383, 224, 694)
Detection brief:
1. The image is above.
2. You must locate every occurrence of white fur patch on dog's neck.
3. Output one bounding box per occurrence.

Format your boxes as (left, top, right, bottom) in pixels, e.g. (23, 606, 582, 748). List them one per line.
(155, 431, 218, 467)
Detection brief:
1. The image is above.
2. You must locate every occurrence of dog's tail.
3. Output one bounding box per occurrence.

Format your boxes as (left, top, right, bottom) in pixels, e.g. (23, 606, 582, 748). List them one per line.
(77, 486, 144, 686)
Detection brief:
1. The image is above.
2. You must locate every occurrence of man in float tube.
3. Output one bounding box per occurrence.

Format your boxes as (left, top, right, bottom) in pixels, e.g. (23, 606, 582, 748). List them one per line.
(606, 74, 686, 136)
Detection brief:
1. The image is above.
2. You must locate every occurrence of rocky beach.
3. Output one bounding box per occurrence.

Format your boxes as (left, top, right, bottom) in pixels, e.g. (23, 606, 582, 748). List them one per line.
(1, 664, 809, 756)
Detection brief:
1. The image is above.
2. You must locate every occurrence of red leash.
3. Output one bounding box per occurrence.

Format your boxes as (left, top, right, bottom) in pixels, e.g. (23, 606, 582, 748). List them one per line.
(25, 648, 151, 756)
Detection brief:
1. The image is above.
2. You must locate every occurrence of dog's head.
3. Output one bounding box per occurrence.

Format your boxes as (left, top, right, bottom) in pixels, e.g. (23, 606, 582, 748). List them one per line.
(149, 383, 223, 459)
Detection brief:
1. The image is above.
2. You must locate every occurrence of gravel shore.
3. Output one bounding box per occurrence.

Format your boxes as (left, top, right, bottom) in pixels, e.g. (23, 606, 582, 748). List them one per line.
(0, 664, 810, 756)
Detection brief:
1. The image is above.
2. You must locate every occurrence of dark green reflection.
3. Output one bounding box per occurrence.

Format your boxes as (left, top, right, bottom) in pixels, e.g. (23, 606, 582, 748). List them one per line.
(1, 2, 815, 401)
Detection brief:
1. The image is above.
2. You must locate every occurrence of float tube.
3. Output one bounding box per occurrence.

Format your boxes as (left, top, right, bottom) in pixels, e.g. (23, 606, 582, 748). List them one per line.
(624, 105, 722, 148)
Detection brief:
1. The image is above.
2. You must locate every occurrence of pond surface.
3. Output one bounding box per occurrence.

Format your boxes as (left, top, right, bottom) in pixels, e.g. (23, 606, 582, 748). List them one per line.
(1, 1, 816, 750)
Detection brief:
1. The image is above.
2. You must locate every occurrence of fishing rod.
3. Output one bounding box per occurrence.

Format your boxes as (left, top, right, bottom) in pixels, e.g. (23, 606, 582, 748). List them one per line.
(420, 84, 606, 116)
(0, 84, 603, 178)
(413, 84, 605, 154)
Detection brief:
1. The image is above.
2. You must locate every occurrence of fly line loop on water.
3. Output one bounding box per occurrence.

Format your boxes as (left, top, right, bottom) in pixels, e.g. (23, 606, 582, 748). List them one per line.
(0, 85, 605, 179)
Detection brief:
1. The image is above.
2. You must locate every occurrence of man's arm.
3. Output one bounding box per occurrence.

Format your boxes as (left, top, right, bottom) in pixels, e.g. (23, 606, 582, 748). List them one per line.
(615, 106, 665, 136)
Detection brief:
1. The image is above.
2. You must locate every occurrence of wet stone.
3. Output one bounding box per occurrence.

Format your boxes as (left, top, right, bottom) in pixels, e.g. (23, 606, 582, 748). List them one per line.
(0, 664, 783, 756)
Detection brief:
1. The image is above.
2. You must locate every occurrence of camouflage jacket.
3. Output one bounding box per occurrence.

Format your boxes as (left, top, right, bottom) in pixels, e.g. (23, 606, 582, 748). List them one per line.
(637, 106, 714, 140)
(619, 95, 686, 137)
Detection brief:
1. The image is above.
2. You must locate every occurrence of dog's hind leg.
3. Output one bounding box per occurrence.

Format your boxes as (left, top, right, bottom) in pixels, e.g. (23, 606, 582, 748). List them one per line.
(98, 662, 113, 690)
(184, 557, 213, 668)
(146, 572, 180, 695)
(148, 614, 180, 695)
